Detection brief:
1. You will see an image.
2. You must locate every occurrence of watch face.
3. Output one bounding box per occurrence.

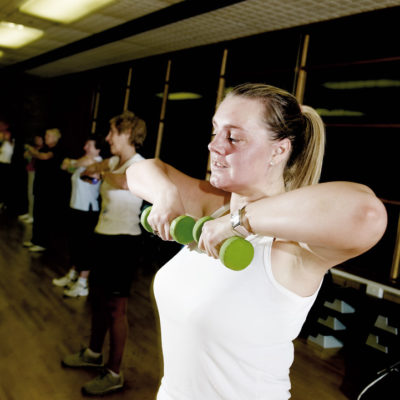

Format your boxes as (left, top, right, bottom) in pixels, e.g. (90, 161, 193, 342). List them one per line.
(231, 212, 240, 228)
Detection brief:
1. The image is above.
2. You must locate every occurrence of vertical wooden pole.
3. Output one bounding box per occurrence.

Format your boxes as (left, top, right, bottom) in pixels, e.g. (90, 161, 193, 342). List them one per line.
(91, 89, 101, 134)
(206, 48, 228, 180)
(295, 34, 310, 104)
(390, 210, 400, 282)
(123, 67, 133, 111)
(155, 60, 172, 159)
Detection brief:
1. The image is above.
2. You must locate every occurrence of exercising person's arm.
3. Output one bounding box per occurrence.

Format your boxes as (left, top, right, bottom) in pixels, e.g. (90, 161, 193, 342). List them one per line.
(126, 158, 229, 240)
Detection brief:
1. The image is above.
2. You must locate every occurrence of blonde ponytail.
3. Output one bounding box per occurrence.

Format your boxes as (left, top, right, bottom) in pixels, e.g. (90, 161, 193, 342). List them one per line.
(284, 105, 325, 191)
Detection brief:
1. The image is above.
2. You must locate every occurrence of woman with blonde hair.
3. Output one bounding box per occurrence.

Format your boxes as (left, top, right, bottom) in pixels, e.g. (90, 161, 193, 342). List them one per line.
(126, 83, 387, 400)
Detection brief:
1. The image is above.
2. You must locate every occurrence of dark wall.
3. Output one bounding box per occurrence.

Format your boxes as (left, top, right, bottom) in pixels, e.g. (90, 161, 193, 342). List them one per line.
(1, 6, 399, 282)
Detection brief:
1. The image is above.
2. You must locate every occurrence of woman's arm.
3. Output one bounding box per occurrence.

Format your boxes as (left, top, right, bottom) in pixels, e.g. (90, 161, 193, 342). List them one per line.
(62, 155, 100, 172)
(200, 181, 387, 269)
(83, 158, 111, 175)
(26, 145, 53, 160)
(81, 158, 129, 189)
(126, 158, 229, 240)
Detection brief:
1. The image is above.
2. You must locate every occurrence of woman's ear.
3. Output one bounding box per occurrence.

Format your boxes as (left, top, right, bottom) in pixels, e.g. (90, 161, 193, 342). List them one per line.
(271, 138, 291, 165)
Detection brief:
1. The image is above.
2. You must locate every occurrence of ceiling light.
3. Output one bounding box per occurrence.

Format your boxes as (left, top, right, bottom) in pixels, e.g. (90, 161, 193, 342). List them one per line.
(20, 0, 116, 24)
(0, 21, 43, 48)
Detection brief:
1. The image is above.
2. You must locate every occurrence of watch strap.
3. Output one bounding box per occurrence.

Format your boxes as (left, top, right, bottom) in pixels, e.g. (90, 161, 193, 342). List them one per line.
(231, 206, 251, 237)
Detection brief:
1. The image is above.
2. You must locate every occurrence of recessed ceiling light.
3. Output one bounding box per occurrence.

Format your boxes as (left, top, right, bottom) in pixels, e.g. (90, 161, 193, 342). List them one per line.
(20, 0, 116, 24)
(0, 21, 43, 48)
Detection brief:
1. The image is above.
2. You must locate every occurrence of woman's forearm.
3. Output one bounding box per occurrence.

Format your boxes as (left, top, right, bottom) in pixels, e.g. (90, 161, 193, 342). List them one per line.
(244, 182, 387, 258)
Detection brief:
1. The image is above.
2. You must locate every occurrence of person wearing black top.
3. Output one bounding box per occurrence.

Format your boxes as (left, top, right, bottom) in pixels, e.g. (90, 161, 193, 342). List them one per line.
(23, 128, 65, 252)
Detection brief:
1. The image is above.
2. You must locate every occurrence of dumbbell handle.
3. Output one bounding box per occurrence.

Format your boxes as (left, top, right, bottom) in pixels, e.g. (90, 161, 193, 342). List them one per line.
(140, 206, 195, 245)
(192, 216, 254, 271)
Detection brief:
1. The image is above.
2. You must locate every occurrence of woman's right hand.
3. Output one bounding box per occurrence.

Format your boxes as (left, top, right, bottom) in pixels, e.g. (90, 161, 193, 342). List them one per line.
(147, 190, 186, 241)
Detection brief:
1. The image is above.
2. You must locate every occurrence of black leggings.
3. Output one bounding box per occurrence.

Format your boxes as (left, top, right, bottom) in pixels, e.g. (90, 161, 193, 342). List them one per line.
(67, 208, 99, 272)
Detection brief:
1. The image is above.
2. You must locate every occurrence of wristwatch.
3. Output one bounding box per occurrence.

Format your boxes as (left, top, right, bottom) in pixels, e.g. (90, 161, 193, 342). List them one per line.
(231, 206, 252, 237)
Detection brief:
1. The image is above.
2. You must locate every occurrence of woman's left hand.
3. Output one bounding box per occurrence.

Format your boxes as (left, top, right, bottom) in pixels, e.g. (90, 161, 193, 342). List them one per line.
(197, 214, 233, 259)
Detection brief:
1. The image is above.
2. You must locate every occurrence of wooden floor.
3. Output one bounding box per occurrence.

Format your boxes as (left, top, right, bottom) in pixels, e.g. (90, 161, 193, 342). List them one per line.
(0, 211, 350, 400)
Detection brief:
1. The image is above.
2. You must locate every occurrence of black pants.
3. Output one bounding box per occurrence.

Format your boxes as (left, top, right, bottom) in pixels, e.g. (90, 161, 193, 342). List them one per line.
(0, 163, 12, 206)
(67, 208, 99, 271)
(31, 190, 63, 247)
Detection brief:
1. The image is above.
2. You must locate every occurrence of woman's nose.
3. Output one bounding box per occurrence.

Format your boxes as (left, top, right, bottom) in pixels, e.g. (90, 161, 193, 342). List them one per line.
(208, 134, 225, 154)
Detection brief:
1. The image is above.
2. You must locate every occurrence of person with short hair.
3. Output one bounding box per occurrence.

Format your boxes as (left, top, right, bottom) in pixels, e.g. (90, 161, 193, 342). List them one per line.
(52, 134, 105, 297)
(62, 111, 147, 396)
(23, 128, 64, 252)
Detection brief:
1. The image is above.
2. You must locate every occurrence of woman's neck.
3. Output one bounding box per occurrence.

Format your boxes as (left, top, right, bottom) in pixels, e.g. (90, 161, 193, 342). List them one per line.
(230, 178, 285, 212)
(117, 146, 136, 167)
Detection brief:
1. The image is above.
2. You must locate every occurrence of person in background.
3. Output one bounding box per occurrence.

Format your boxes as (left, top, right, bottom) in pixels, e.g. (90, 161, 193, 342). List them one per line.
(62, 111, 147, 396)
(18, 134, 44, 224)
(23, 128, 64, 252)
(0, 120, 15, 212)
(52, 134, 104, 298)
(125, 83, 387, 400)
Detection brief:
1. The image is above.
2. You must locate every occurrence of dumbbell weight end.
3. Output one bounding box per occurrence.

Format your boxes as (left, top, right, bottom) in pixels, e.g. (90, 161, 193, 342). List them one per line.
(140, 206, 196, 245)
(192, 215, 254, 270)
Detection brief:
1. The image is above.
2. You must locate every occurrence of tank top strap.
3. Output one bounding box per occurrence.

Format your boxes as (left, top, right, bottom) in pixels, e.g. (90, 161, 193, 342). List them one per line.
(210, 203, 230, 218)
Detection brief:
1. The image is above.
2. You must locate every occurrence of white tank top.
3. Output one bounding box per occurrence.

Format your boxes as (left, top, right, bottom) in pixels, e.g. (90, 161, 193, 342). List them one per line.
(95, 153, 144, 235)
(154, 207, 321, 400)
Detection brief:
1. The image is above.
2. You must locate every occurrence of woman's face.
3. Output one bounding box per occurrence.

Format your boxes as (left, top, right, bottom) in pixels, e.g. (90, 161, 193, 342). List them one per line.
(34, 135, 44, 148)
(83, 139, 100, 158)
(45, 131, 59, 147)
(208, 95, 276, 195)
(106, 124, 130, 156)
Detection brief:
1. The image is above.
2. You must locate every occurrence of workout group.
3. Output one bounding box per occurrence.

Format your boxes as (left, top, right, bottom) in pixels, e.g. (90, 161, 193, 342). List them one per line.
(0, 83, 387, 399)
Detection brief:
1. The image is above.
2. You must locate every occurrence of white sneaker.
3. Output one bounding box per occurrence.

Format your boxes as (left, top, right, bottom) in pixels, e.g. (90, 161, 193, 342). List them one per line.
(53, 270, 78, 287)
(29, 245, 46, 252)
(23, 241, 34, 248)
(64, 279, 89, 298)
(24, 216, 34, 224)
(18, 213, 30, 221)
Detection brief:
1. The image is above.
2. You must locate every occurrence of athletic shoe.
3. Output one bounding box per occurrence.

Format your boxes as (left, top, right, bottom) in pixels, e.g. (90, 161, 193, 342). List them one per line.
(82, 369, 124, 396)
(62, 348, 103, 368)
(18, 213, 30, 221)
(52, 270, 78, 287)
(64, 280, 89, 298)
(23, 241, 34, 247)
(29, 245, 46, 252)
(24, 216, 34, 224)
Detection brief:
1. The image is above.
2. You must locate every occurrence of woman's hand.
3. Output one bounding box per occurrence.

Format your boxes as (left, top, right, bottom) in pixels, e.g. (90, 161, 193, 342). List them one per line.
(81, 162, 101, 179)
(147, 189, 186, 241)
(197, 214, 233, 259)
(25, 145, 37, 157)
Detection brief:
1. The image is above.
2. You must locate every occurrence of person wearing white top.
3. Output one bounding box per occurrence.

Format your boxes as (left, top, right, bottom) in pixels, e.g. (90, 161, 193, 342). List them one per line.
(52, 134, 104, 297)
(0, 123, 15, 211)
(126, 83, 387, 400)
(62, 111, 147, 397)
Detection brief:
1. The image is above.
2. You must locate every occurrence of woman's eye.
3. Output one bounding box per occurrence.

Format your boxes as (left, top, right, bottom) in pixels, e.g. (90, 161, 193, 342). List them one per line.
(228, 136, 238, 143)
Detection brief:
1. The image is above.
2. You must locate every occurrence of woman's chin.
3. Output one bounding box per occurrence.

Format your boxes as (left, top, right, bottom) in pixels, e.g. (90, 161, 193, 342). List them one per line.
(210, 176, 232, 192)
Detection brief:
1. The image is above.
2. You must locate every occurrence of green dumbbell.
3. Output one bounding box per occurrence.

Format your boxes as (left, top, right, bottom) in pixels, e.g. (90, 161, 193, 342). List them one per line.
(140, 206, 196, 245)
(192, 216, 254, 271)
